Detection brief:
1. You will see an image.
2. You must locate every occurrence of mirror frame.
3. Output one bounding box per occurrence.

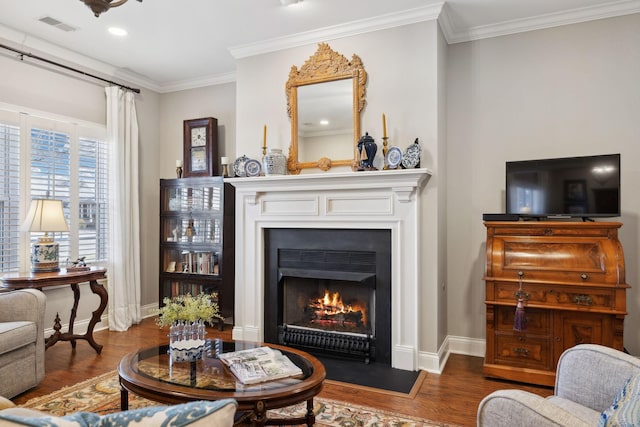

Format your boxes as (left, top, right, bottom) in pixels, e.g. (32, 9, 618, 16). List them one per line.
(286, 43, 367, 173)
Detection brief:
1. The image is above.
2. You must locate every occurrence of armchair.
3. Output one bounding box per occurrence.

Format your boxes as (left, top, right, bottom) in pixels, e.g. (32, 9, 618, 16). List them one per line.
(478, 344, 640, 427)
(0, 289, 46, 398)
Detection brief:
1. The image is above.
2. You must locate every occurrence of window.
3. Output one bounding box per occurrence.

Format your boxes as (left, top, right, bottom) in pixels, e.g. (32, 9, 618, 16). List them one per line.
(0, 108, 108, 273)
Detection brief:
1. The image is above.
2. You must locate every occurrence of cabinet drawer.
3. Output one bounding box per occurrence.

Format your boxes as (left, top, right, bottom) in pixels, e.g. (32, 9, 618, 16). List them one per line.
(492, 282, 617, 311)
(495, 305, 549, 335)
(494, 334, 553, 370)
(486, 236, 623, 285)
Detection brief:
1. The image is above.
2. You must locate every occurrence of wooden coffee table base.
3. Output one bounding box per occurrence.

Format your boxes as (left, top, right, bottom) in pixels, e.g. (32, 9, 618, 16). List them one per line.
(118, 343, 325, 427)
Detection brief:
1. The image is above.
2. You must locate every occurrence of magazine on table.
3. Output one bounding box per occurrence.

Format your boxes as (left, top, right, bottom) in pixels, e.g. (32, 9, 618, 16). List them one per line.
(217, 346, 303, 385)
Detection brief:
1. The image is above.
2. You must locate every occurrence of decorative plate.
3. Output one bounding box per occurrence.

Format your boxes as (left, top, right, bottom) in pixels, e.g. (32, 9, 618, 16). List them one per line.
(233, 155, 249, 177)
(244, 159, 262, 177)
(385, 146, 403, 169)
(401, 139, 421, 169)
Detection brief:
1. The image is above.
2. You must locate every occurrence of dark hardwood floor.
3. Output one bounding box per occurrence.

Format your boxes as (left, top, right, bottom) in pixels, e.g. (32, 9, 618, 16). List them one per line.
(12, 318, 553, 426)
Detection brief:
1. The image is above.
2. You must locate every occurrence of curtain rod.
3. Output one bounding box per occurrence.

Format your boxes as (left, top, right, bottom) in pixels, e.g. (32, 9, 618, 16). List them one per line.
(0, 43, 141, 94)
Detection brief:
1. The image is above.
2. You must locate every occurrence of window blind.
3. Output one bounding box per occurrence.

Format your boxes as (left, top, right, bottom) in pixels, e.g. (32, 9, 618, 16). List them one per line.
(0, 123, 20, 272)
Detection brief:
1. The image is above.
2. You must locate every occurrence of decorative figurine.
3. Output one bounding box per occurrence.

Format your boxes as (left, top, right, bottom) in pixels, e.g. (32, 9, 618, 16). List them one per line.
(357, 132, 378, 171)
(401, 138, 421, 169)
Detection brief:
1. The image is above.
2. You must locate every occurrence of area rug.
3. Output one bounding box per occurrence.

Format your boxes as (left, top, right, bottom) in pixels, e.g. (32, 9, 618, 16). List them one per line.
(21, 371, 458, 426)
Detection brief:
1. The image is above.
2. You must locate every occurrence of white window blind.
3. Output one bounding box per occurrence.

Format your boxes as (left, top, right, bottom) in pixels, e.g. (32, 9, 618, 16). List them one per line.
(0, 107, 108, 273)
(0, 123, 20, 272)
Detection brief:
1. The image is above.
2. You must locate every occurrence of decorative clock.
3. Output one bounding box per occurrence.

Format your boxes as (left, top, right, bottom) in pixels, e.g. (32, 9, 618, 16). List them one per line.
(183, 117, 218, 177)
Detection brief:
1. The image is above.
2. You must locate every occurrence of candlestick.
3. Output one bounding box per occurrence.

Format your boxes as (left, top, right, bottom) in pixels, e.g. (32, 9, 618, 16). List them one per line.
(382, 137, 389, 170)
(382, 113, 387, 139)
(262, 125, 267, 156)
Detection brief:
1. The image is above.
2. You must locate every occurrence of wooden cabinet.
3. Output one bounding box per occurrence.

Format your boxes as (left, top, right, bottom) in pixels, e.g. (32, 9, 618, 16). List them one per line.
(483, 221, 628, 386)
(159, 177, 235, 325)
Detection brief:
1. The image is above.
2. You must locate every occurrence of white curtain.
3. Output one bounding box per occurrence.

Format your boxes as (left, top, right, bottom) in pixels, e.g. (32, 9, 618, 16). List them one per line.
(105, 86, 141, 331)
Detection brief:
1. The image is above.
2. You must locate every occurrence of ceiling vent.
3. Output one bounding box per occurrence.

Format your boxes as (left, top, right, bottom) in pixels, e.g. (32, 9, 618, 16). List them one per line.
(38, 16, 77, 32)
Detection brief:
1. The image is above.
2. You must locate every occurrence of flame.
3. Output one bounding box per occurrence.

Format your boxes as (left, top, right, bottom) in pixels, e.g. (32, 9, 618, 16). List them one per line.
(311, 289, 366, 325)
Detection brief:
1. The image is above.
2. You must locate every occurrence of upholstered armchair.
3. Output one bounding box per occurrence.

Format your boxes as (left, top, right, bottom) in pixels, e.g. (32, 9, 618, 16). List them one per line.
(0, 289, 46, 398)
(477, 344, 640, 426)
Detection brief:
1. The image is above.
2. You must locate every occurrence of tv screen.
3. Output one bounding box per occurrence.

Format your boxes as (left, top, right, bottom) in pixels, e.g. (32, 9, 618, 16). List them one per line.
(506, 154, 620, 218)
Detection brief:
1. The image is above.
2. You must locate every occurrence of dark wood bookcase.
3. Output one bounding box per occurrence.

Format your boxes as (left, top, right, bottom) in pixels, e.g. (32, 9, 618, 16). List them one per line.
(159, 177, 235, 325)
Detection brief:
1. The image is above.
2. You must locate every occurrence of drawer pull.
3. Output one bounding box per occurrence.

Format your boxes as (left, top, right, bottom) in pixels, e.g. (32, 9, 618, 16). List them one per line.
(581, 273, 589, 281)
(573, 295, 593, 306)
(514, 290, 530, 300)
(513, 347, 529, 356)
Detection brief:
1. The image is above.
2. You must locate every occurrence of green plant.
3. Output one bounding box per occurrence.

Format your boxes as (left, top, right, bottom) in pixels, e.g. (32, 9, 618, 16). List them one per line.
(154, 292, 223, 328)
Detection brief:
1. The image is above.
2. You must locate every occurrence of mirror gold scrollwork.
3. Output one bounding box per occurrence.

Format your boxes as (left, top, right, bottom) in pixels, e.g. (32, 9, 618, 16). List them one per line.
(286, 43, 367, 173)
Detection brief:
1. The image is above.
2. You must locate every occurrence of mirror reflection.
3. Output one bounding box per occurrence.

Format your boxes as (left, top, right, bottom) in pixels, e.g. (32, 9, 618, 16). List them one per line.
(286, 43, 367, 173)
(297, 79, 354, 163)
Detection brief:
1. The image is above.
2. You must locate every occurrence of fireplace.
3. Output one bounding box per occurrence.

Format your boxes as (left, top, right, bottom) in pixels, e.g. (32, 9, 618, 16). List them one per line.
(228, 169, 432, 371)
(264, 228, 391, 364)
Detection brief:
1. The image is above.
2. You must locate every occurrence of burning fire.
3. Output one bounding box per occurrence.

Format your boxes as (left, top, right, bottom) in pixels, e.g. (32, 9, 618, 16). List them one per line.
(309, 289, 367, 326)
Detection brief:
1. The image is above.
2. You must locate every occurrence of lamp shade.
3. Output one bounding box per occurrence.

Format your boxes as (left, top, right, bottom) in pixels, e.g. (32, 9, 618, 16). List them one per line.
(21, 199, 69, 233)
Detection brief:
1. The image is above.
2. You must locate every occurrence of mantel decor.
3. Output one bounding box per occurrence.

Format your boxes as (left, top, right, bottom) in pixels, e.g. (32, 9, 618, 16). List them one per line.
(286, 43, 367, 174)
(183, 117, 219, 177)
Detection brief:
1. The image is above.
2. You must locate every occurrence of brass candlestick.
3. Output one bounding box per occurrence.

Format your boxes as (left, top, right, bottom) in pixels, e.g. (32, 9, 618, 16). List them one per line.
(382, 137, 389, 170)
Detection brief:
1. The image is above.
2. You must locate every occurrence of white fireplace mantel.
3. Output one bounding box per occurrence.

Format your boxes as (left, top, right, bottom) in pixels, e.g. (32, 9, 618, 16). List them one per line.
(228, 168, 432, 371)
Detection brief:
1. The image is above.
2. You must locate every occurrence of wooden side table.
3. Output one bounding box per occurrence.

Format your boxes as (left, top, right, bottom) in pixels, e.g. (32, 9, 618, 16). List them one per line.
(0, 268, 108, 354)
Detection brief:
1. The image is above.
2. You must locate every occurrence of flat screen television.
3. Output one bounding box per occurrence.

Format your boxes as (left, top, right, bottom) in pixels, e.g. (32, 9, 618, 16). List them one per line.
(506, 154, 620, 219)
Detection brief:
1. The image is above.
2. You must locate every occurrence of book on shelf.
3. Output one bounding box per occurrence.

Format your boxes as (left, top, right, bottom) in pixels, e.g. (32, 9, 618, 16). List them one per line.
(217, 346, 303, 385)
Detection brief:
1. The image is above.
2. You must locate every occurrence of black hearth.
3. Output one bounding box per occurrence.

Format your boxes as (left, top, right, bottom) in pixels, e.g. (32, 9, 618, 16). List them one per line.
(264, 228, 391, 364)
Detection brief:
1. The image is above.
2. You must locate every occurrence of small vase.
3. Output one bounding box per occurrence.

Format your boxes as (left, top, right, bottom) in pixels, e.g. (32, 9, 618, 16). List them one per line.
(263, 149, 287, 176)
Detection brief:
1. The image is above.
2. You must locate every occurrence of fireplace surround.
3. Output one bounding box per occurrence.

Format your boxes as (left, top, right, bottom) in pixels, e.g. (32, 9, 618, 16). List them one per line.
(228, 168, 431, 371)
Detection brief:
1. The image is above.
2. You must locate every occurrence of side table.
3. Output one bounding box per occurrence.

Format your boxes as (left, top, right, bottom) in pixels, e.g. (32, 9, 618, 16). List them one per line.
(0, 268, 108, 354)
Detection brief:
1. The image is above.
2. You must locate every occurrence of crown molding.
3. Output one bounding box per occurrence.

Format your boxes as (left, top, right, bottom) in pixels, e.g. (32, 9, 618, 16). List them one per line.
(0, 23, 162, 93)
(158, 72, 236, 94)
(442, 0, 640, 44)
(229, 3, 444, 60)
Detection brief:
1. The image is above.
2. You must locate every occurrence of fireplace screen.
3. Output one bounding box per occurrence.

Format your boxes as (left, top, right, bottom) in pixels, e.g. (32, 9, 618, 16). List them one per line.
(283, 277, 373, 336)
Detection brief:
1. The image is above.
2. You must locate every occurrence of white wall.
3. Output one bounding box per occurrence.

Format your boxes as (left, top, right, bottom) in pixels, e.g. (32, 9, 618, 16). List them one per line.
(446, 14, 640, 354)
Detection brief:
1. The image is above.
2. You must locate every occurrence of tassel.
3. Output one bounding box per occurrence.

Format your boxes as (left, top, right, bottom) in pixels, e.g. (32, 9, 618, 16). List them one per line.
(514, 298, 527, 331)
(514, 272, 527, 331)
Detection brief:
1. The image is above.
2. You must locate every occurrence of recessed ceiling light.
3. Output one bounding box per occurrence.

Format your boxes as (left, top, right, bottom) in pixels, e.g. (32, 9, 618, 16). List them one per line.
(280, 0, 303, 6)
(108, 27, 127, 36)
(320, 119, 329, 126)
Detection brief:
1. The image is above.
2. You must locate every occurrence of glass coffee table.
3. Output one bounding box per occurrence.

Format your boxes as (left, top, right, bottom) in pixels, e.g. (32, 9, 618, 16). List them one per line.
(118, 340, 325, 426)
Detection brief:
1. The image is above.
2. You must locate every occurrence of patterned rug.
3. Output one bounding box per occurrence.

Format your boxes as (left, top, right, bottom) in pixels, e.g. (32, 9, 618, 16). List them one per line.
(21, 371, 458, 426)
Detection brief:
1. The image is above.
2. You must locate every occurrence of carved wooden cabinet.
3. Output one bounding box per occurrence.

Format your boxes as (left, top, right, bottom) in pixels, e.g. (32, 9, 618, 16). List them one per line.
(483, 221, 629, 386)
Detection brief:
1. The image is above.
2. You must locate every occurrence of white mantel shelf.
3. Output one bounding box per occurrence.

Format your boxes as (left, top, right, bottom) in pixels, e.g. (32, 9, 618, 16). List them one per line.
(226, 168, 432, 202)
(228, 167, 433, 371)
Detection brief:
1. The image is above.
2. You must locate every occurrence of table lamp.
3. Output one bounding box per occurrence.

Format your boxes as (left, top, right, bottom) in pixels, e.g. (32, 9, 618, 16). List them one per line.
(21, 199, 69, 272)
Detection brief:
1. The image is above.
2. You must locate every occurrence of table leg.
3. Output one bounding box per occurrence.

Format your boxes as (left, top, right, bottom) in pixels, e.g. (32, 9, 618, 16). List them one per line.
(120, 385, 129, 410)
(305, 398, 316, 426)
(85, 279, 108, 354)
(68, 284, 80, 348)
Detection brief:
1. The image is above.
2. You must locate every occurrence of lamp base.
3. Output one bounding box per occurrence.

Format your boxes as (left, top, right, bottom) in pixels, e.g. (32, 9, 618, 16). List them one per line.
(31, 239, 60, 273)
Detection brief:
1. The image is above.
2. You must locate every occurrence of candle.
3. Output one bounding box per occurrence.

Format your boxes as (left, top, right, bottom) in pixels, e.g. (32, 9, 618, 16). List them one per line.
(382, 113, 387, 139)
(263, 125, 267, 148)
(176, 159, 183, 167)
(220, 157, 229, 165)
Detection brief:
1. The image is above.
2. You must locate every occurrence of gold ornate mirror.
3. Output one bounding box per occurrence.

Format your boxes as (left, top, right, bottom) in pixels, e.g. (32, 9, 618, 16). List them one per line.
(286, 43, 367, 173)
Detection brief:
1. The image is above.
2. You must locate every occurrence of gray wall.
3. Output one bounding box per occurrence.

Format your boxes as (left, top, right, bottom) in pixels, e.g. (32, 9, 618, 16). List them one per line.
(446, 13, 640, 354)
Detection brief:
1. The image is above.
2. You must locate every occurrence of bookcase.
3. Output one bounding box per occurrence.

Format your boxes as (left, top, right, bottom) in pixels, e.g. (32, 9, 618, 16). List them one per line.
(159, 177, 235, 325)
(483, 221, 628, 386)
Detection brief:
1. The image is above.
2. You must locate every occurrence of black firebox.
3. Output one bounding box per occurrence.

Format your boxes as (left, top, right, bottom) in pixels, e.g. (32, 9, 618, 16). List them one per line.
(264, 228, 391, 364)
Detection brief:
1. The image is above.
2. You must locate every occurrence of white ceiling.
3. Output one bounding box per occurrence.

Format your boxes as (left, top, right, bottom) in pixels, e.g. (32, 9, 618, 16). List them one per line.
(0, 0, 638, 93)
